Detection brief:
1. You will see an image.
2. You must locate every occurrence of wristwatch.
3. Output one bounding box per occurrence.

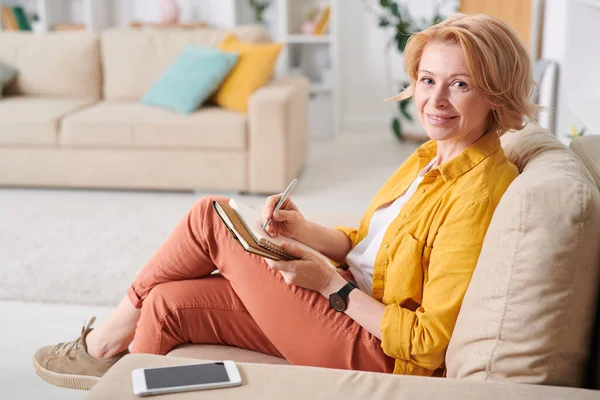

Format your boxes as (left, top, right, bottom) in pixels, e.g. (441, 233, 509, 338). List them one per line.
(329, 281, 357, 312)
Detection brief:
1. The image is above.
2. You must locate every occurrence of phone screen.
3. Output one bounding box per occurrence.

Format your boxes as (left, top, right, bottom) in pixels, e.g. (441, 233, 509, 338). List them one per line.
(144, 362, 230, 389)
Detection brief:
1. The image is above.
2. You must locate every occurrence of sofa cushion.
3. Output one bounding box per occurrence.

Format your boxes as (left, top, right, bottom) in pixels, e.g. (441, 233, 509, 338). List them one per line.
(570, 135, 600, 389)
(101, 25, 271, 101)
(87, 354, 600, 400)
(0, 32, 100, 97)
(571, 136, 600, 189)
(141, 46, 238, 114)
(214, 34, 283, 113)
(446, 124, 600, 387)
(60, 102, 247, 150)
(0, 97, 98, 146)
(168, 344, 289, 365)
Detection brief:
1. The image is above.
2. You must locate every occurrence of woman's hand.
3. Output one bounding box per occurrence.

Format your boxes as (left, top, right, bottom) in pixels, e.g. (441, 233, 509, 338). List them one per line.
(265, 241, 345, 295)
(261, 194, 307, 240)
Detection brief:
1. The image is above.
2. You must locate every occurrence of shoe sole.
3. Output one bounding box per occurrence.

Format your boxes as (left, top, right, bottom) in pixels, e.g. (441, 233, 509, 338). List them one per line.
(33, 356, 100, 391)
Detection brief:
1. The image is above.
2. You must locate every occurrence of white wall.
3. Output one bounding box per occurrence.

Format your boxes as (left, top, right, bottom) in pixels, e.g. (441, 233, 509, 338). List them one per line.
(540, 0, 568, 136)
(540, 0, 600, 137)
(337, 0, 457, 135)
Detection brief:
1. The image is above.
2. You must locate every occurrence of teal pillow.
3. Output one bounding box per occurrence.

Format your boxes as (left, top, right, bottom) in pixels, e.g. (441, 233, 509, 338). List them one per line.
(0, 60, 18, 98)
(141, 46, 238, 114)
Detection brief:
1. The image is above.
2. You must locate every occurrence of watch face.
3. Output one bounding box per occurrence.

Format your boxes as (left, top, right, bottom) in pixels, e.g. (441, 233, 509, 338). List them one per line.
(329, 293, 346, 312)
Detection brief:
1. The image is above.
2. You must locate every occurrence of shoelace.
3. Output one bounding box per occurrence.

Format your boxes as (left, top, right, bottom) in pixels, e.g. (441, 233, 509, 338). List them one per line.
(50, 316, 96, 358)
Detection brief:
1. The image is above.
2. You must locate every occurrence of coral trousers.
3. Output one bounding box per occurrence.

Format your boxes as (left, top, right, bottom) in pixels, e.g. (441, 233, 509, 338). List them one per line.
(127, 196, 395, 373)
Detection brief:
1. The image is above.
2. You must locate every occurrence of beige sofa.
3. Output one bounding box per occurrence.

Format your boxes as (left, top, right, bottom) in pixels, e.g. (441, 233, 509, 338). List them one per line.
(0, 27, 308, 193)
(87, 124, 600, 398)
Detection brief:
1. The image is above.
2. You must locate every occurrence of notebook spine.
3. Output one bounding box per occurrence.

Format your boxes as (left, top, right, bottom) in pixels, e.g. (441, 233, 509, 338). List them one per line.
(258, 239, 296, 260)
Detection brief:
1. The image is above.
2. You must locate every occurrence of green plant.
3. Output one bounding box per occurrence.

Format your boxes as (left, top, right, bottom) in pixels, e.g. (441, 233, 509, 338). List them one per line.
(249, 0, 271, 24)
(362, 0, 458, 141)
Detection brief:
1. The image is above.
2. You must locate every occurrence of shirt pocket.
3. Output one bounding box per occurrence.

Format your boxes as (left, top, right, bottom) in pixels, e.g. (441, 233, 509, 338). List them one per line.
(383, 233, 425, 306)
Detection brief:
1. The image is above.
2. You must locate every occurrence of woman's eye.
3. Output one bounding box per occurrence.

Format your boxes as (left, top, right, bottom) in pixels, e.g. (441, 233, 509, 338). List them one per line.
(453, 81, 468, 89)
(421, 77, 434, 85)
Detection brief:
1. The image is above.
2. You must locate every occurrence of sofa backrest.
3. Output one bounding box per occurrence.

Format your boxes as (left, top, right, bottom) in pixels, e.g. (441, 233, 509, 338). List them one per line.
(0, 31, 100, 98)
(101, 25, 271, 101)
(570, 135, 600, 389)
(446, 124, 600, 388)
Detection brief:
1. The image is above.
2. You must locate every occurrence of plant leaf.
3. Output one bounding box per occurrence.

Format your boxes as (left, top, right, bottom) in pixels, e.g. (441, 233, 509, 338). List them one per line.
(380, 0, 390, 7)
(379, 17, 390, 27)
(389, 3, 400, 17)
(392, 117, 403, 141)
(395, 31, 410, 53)
(399, 100, 413, 121)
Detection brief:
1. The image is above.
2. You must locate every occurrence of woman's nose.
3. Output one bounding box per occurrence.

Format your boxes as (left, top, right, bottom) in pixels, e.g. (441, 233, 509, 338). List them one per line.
(430, 86, 449, 108)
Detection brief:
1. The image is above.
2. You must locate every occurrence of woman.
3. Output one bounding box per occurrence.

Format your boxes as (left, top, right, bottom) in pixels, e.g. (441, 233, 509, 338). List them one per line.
(34, 13, 537, 389)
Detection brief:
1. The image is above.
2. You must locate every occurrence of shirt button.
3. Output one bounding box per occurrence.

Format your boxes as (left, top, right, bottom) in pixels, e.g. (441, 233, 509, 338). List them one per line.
(400, 213, 407, 219)
(383, 243, 389, 249)
(419, 188, 426, 194)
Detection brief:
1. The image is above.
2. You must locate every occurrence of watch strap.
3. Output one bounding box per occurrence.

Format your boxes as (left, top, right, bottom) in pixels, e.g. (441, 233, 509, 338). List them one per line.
(337, 281, 357, 300)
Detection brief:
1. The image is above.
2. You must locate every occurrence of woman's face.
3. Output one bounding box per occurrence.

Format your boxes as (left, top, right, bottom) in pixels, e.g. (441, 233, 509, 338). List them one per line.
(413, 41, 493, 143)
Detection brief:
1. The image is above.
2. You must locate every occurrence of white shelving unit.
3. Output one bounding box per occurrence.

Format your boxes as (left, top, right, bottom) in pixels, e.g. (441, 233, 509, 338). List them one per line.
(281, 0, 339, 138)
(0, 0, 113, 33)
(236, 0, 339, 137)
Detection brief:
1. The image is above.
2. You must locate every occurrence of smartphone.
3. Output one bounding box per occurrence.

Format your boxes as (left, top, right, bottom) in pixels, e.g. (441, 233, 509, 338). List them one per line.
(131, 360, 242, 396)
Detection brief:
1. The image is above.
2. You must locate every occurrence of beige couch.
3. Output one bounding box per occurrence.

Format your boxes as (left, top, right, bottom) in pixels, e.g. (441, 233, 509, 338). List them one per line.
(0, 27, 308, 193)
(87, 124, 600, 398)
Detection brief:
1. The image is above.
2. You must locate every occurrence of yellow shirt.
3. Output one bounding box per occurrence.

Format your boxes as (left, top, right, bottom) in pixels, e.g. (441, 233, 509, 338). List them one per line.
(337, 132, 518, 376)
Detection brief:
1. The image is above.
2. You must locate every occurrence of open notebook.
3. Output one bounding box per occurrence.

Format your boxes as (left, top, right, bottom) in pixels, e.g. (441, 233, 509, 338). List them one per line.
(212, 199, 298, 261)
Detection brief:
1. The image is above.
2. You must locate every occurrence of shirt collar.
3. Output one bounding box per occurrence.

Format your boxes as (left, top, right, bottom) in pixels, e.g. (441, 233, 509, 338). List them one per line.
(416, 133, 501, 182)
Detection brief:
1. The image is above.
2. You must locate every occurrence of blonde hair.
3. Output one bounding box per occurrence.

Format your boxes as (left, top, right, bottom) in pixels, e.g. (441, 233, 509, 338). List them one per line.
(391, 13, 539, 136)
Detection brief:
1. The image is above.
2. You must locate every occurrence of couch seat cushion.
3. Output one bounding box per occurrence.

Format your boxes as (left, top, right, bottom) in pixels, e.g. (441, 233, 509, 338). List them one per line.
(168, 344, 289, 365)
(87, 354, 600, 400)
(60, 102, 247, 150)
(0, 96, 97, 146)
(446, 124, 600, 387)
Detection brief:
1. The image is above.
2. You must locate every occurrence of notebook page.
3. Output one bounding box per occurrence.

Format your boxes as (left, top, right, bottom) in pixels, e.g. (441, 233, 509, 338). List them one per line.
(229, 199, 337, 269)
(229, 199, 278, 244)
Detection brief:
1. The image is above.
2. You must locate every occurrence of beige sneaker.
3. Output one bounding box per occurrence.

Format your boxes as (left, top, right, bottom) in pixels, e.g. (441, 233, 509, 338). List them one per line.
(33, 317, 129, 390)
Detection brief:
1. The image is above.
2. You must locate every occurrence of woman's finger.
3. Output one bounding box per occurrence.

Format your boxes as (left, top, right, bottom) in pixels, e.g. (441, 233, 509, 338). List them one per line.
(273, 209, 296, 223)
(280, 241, 305, 258)
(268, 260, 294, 272)
(262, 194, 281, 221)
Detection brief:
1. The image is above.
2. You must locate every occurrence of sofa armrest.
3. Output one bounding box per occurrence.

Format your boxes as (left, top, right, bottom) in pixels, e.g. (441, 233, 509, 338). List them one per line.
(86, 354, 600, 400)
(570, 136, 600, 189)
(247, 76, 310, 194)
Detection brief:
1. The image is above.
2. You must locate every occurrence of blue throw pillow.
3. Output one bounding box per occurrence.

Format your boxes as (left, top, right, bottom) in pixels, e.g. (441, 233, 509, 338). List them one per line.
(141, 46, 238, 114)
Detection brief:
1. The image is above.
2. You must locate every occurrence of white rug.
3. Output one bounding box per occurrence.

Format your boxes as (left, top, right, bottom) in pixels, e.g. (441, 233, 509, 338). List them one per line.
(0, 135, 417, 306)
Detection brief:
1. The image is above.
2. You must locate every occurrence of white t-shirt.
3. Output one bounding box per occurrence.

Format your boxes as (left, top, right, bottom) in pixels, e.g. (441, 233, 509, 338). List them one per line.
(346, 158, 437, 294)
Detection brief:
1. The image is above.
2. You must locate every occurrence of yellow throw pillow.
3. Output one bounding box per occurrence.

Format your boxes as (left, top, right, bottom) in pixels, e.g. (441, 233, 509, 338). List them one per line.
(214, 34, 283, 113)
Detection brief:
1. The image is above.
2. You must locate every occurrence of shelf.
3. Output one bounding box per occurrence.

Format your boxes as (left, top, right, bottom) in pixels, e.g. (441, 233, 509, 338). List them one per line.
(310, 83, 332, 94)
(569, 97, 600, 135)
(286, 34, 331, 44)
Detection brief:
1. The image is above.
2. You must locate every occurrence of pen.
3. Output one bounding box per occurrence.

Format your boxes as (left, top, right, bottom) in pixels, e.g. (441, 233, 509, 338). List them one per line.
(262, 178, 299, 231)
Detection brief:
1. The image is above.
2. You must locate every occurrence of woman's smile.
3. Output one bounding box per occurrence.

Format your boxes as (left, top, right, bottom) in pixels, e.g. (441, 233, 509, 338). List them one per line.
(426, 113, 458, 126)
